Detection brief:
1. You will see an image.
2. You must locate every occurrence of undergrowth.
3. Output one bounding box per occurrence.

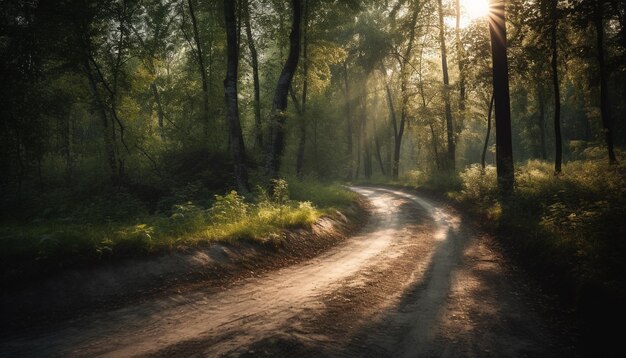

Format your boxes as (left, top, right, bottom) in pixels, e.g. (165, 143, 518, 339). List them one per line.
(0, 179, 355, 282)
(412, 159, 626, 305)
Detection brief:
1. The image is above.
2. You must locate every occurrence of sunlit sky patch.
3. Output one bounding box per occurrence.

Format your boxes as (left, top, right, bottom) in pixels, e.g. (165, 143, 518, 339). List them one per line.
(446, 0, 491, 28)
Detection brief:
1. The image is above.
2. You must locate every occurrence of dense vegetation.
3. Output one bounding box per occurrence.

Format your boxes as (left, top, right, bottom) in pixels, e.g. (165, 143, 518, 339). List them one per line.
(1, 0, 624, 316)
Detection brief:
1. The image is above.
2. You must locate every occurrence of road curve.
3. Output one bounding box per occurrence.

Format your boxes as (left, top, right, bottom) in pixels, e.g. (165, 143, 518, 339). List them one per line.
(0, 186, 573, 357)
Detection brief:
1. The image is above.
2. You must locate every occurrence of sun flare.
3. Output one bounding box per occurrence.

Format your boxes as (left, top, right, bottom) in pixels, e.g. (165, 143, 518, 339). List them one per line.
(464, 0, 490, 22)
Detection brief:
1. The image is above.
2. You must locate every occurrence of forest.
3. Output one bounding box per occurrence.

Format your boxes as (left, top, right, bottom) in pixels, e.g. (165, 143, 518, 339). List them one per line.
(1, 0, 625, 355)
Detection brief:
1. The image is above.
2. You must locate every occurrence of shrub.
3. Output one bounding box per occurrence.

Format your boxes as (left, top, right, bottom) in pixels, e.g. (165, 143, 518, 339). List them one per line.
(271, 178, 290, 205)
(458, 164, 497, 202)
(209, 191, 248, 223)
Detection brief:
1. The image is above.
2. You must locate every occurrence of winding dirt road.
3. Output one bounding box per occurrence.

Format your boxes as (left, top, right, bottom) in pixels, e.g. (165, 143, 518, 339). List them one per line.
(0, 187, 576, 357)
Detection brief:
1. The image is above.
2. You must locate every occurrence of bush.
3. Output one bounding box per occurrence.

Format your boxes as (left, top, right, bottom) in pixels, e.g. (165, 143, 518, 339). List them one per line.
(209, 191, 249, 223)
(458, 164, 497, 203)
(451, 158, 626, 313)
(271, 178, 290, 205)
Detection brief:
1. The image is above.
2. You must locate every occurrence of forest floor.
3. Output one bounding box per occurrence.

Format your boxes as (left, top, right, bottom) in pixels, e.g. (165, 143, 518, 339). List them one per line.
(0, 186, 582, 357)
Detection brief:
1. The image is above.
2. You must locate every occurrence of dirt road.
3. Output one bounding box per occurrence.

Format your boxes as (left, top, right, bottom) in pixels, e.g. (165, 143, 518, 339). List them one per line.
(0, 187, 576, 357)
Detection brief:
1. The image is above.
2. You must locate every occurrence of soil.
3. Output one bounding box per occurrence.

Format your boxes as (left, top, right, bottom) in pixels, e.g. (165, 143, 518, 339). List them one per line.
(0, 187, 581, 357)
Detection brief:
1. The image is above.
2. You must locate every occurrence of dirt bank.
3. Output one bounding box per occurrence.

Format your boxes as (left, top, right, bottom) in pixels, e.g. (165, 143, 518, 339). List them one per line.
(0, 200, 368, 335)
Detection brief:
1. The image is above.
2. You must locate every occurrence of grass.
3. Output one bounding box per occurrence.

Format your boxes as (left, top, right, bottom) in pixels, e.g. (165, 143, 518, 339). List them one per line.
(0, 180, 356, 282)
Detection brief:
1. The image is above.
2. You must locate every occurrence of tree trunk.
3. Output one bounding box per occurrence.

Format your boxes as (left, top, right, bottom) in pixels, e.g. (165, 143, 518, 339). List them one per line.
(391, 5, 420, 180)
(551, 0, 562, 174)
(437, 0, 455, 171)
(243, 0, 262, 149)
(595, 0, 618, 164)
(455, 0, 466, 138)
(361, 91, 372, 180)
(429, 123, 441, 170)
(296, 0, 309, 180)
(265, 0, 302, 179)
(373, 108, 386, 176)
(537, 83, 547, 160)
(187, 0, 210, 137)
(384, 82, 401, 180)
(488, 0, 515, 194)
(343, 62, 354, 180)
(482, 93, 495, 170)
(224, 0, 250, 193)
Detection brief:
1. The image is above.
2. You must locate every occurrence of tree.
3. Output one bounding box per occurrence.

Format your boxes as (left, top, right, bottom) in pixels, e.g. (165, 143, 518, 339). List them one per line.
(224, 0, 250, 193)
(482, 92, 495, 170)
(437, 0, 456, 170)
(594, 0, 618, 164)
(295, 0, 310, 179)
(343, 61, 354, 180)
(265, 0, 302, 179)
(551, 0, 562, 173)
(243, 0, 262, 149)
(385, 0, 421, 180)
(488, 0, 515, 194)
(184, 0, 210, 137)
(455, 0, 467, 145)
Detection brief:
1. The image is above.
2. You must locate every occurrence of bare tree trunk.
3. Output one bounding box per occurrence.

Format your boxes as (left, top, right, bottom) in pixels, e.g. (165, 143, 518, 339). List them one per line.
(437, 0, 455, 171)
(266, 0, 302, 179)
(551, 0, 562, 174)
(595, 0, 618, 164)
(343, 62, 353, 180)
(296, 0, 309, 180)
(224, 0, 250, 193)
(482, 93, 495, 170)
(243, 0, 262, 149)
(187, 0, 210, 137)
(489, 0, 515, 194)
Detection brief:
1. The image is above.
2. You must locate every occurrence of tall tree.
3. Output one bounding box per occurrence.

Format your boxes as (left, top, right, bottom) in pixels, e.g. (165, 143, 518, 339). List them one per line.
(343, 61, 354, 180)
(265, 0, 302, 179)
(295, 0, 310, 179)
(243, 0, 262, 149)
(482, 93, 495, 170)
(437, 0, 456, 170)
(185, 0, 210, 137)
(489, 0, 515, 194)
(551, 0, 562, 173)
(224, 0, 250, 193)
(536, 83, 548, 160)
(594, 0, 618, 164)
(455, 0, 466, 140)
(390, 2, 420, 180)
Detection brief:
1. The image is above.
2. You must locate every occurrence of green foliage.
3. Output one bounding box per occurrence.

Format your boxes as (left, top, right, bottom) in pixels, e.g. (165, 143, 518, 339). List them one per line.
(451, 159, 626, 301)
(0, 180, 356, 282)
(398, 169, 462, 194)
(457, 165, 497, 204)
(209, 191, 249, 223)
(270, 179, 290, 205)
(289, 179, 358, 211)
